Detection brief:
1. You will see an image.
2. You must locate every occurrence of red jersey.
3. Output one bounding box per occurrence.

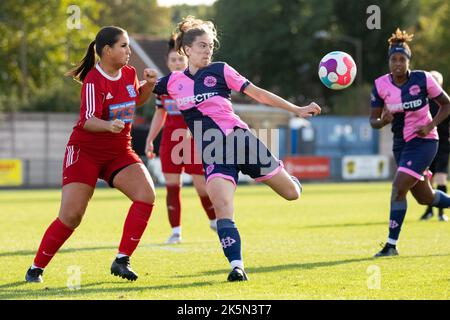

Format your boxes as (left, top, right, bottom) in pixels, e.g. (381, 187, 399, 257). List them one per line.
(156, 94, 187, 130)
(69, 63, 140, 152)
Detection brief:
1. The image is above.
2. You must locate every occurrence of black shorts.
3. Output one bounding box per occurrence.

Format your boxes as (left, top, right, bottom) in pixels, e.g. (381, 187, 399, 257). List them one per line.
(430, 145, 449, 174)
(200, 127, 283, 186)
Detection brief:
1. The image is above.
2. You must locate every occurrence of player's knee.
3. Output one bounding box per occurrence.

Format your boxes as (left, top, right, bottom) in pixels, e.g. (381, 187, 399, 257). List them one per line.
(210, 197, 231, 215)
(284, 185, 300, 201)
(133, 189, 155, 204)
(391, 184, 407, 201)
(59, 209, 85, 229)
(416, 198, 429, 205)
(416, 195, 434, 205)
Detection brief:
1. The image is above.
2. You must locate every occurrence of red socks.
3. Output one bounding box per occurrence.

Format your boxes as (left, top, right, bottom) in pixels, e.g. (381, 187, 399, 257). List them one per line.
(118, 201, 154, 256)
(33, 218, 74, 269)
(33, 201, 154, 268)
(166, 185, 216, 227)
(166, 185, 181, 228)
(200, 195, 216, 220)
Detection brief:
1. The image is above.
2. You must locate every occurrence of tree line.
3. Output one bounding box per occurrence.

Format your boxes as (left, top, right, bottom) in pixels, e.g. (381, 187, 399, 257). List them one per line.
(1, 0, 449, 115)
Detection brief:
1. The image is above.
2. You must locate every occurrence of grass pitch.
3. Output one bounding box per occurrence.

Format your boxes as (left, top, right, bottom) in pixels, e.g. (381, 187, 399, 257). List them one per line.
(0, 182, 448, 300)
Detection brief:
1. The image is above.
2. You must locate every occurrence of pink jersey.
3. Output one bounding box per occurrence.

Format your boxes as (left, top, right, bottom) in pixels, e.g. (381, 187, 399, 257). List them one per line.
(69, 63, 140, 152)
(153, 62, 251, 136)
(371, 70, 443, 144)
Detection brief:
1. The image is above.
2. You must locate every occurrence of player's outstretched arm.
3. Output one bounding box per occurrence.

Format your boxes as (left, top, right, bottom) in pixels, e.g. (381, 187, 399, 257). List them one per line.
(243, 83, 321, 118)
(137, 68, 158, 106)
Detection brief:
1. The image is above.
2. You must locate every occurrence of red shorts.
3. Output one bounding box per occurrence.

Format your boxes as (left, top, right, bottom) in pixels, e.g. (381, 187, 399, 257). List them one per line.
(159, 127, 204, 175)
(62, 144, 143, 188)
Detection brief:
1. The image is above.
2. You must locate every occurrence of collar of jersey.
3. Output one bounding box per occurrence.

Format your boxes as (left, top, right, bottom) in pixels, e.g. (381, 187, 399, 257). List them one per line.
(184, 66, 206, 80)
(96, 62, 122, 81)
(389, 70, 411, 89)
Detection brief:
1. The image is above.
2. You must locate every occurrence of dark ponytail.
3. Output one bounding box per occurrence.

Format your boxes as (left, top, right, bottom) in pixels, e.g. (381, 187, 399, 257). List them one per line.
(66, 40, 96, 83)
(66, 26, 127, 83)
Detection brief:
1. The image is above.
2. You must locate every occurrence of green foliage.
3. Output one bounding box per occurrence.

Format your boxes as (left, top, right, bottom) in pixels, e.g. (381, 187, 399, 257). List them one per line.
(3, 0, 450, 114)
(413, 0, 450, 93)
(0, 0, 102, 109)
(331, 0, 421, 83)
(170, 4, 215, 29)
(96, 0, 172, 36)
(329, 84, 373, 115)
(214, 0, 334, 104)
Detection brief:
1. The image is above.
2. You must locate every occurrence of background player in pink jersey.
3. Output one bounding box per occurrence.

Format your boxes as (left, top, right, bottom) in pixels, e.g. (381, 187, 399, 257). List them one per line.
(145, 35, 217, 244)
(25, 26, 158, 283)
(420, 71, 449, 222)
(153, 16, 321, 281)
(370, 29, 450, 257)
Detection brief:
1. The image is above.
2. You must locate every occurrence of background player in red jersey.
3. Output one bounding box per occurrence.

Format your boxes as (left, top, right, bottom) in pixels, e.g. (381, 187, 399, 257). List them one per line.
(25, 26, 158, 283)
(145, 36, 217, 244)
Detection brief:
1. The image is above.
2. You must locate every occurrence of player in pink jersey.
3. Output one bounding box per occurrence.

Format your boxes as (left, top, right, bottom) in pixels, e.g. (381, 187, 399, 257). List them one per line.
(153, 16, 321, 281)
(145, 35, 217, 244)
(370, 29, 450, 257)
(25, 26, 158, 283)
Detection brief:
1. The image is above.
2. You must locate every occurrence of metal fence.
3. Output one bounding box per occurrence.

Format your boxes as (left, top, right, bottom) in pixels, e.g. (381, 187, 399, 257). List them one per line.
(0, 112, 394, 188)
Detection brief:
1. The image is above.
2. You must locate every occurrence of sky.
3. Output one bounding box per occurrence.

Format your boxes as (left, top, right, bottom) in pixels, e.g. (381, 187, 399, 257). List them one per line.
(158, 0, 217, 6)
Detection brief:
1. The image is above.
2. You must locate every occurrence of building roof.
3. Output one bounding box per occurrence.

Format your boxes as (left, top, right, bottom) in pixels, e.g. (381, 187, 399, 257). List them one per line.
(130, 34, 169, 76)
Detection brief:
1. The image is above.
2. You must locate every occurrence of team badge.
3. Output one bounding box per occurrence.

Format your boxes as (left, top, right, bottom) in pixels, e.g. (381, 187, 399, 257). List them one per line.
(409, 85, 420, 96)
(204, 76, 217, 88)
(126, 85, 137, 98)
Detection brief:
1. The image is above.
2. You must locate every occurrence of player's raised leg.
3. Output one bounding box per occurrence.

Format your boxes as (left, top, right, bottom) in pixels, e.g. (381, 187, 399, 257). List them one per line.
(432, 173, 449, 221)
(412, 174, 450, 218)
(262, 169, 302, 201)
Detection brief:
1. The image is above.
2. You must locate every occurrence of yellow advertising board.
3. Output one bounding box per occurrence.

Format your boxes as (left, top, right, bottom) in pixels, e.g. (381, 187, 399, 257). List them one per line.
(0, 159, 23, 186)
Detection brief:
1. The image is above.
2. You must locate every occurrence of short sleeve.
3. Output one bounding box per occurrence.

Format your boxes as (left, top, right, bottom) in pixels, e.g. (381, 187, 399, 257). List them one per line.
(371, 84, 384, 108)
(79, 77, 103, 126)
(153, 74, 170, 96)
(223, 63, 251, 93)
(155, 95, 164, 109)
(134, 71, 142, 92)
(425, 71, 443, 99)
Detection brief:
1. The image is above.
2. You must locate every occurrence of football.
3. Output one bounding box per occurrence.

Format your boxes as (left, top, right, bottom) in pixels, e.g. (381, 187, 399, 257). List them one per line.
(318, 51, 357, 90)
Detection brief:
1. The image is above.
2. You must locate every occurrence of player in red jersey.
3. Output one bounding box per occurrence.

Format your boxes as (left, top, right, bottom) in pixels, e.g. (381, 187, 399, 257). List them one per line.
(25, 26, 158, 283)
(145, 36, 217, 244)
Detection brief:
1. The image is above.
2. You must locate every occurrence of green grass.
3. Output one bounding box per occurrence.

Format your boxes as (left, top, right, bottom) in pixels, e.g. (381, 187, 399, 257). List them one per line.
(0, 182, 449, 300)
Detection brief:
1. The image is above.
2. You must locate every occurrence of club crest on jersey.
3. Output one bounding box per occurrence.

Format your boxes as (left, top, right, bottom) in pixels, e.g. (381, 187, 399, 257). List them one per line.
(126, 85, 137, 98)
(204, 76, 217, 87)
(206, 164, 215, 175)
(409, 85, 420, 96)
